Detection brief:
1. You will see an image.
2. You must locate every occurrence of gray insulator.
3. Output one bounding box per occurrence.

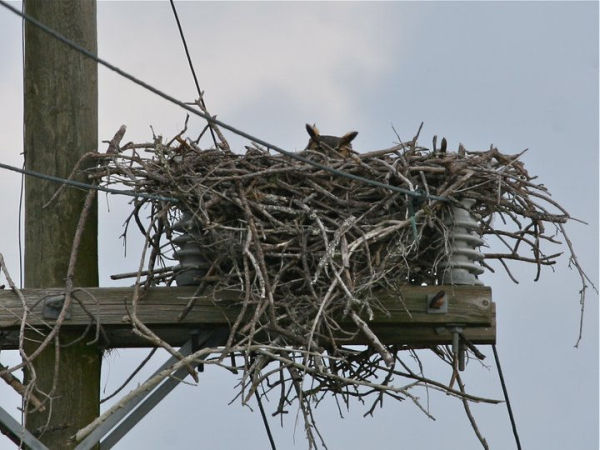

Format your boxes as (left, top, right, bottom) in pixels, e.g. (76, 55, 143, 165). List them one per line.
(172, 212, 207, 286)
(441, 198, 485, 285)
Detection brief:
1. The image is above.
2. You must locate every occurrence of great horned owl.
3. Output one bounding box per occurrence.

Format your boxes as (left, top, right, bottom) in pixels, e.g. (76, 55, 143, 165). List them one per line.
(305, 124, 358, 157)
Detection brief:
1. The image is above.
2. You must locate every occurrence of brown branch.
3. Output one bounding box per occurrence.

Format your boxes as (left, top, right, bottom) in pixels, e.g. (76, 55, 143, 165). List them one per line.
(456, 371, 489, 449)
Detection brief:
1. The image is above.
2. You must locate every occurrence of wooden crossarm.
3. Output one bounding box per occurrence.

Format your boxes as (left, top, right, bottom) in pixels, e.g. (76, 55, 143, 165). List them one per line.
(0, 285, 495, 349)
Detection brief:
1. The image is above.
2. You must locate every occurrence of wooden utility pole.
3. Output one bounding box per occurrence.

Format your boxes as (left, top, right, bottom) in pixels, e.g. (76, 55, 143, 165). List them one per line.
(23, 1, 100, 448)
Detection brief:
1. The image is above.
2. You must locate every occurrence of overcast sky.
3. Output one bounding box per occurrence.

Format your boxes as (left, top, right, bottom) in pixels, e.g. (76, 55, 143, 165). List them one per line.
(0, 1, 598, 449)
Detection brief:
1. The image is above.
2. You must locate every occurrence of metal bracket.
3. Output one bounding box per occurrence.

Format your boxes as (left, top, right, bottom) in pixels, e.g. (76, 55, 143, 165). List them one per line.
(448, 325, 466, 371)
(42, 294, 71, 320)
(190, 327, 229, 372)
(0, 405, 49, 450)
(74, 327, 228, 450)
(426, 290, 448, 314)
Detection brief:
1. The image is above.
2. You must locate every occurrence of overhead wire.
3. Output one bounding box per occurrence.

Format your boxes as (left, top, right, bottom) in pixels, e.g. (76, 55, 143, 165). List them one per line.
(168, 2, 278, 446)
(492, 345, 522, 450)
(0, 0, 448, 203)
(168, 0, 219, 150)
(255, 390, 277, 450)
(0, 161, 178, 203)
(17, 3, 25, 433)
(18, 0, 25, 289)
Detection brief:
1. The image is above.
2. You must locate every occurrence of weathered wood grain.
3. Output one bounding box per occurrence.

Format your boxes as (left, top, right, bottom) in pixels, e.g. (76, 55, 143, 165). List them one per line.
(0, 285, 495, 348)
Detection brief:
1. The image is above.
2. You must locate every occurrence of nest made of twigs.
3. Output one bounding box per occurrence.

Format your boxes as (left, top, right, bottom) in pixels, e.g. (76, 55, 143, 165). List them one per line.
(92, 128, 572, 294)
(88, 125, 585, 359)
(84, 124, 591, 447)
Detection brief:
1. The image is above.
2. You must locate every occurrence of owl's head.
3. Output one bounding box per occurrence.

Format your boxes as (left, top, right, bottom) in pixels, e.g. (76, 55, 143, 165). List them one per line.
(305, 124, 358, 157)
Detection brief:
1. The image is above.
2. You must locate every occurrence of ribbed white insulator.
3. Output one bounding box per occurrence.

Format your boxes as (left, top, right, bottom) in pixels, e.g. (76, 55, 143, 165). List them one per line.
(441, 198, 485, 285)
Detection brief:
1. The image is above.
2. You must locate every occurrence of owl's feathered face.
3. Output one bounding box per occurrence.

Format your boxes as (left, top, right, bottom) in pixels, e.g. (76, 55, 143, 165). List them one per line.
(305, 124, 358, 157)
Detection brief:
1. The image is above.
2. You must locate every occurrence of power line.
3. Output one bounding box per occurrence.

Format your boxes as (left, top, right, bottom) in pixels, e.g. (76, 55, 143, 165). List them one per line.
(18, 1, 25, 290)
(168, 0, 204, 108)
(492, 344, 522, 450)
(255, 391, 277, 450)
(168, 0, 219, 149)
(0, 161, 178, 203)
(0, 0, 448, 203)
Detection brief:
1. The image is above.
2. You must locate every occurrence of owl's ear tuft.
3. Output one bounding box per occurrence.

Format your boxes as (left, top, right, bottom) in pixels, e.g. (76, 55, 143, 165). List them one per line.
(305, 124, 320, 139)
(339, 131, 358, 147)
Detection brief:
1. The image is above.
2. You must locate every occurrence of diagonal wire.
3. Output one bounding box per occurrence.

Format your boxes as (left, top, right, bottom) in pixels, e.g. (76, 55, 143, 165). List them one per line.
(0, 0, 449, 203)
(0, 161, 179, 203)
(492, 344, 522, 450)
(168, 0, 219, 149)
(18, 0, 25, 289)
(255, 390, 277, 450)
(101, 349, 158, 404)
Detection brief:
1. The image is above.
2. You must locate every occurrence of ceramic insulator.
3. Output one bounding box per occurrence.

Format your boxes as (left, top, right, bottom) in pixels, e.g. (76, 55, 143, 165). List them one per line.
(441, 198, 485, 285)
(172, 212, 207, 286)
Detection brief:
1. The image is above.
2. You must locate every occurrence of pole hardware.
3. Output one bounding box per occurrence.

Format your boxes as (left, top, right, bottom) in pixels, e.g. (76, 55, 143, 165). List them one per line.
(42, 294, 71, 320)
(0, 406, 49, 450)
(426, 289, 448, 314)
(448, 325, 466, 371)
(74, 328, 230, 450)
(191, 327, 230, 372)
(189, 329, 206, 372)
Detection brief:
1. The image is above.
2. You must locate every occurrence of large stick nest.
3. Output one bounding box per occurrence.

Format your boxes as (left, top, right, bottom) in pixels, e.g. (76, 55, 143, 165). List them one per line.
(92, 125, 573, 292)
(84, 124, 590, 447)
